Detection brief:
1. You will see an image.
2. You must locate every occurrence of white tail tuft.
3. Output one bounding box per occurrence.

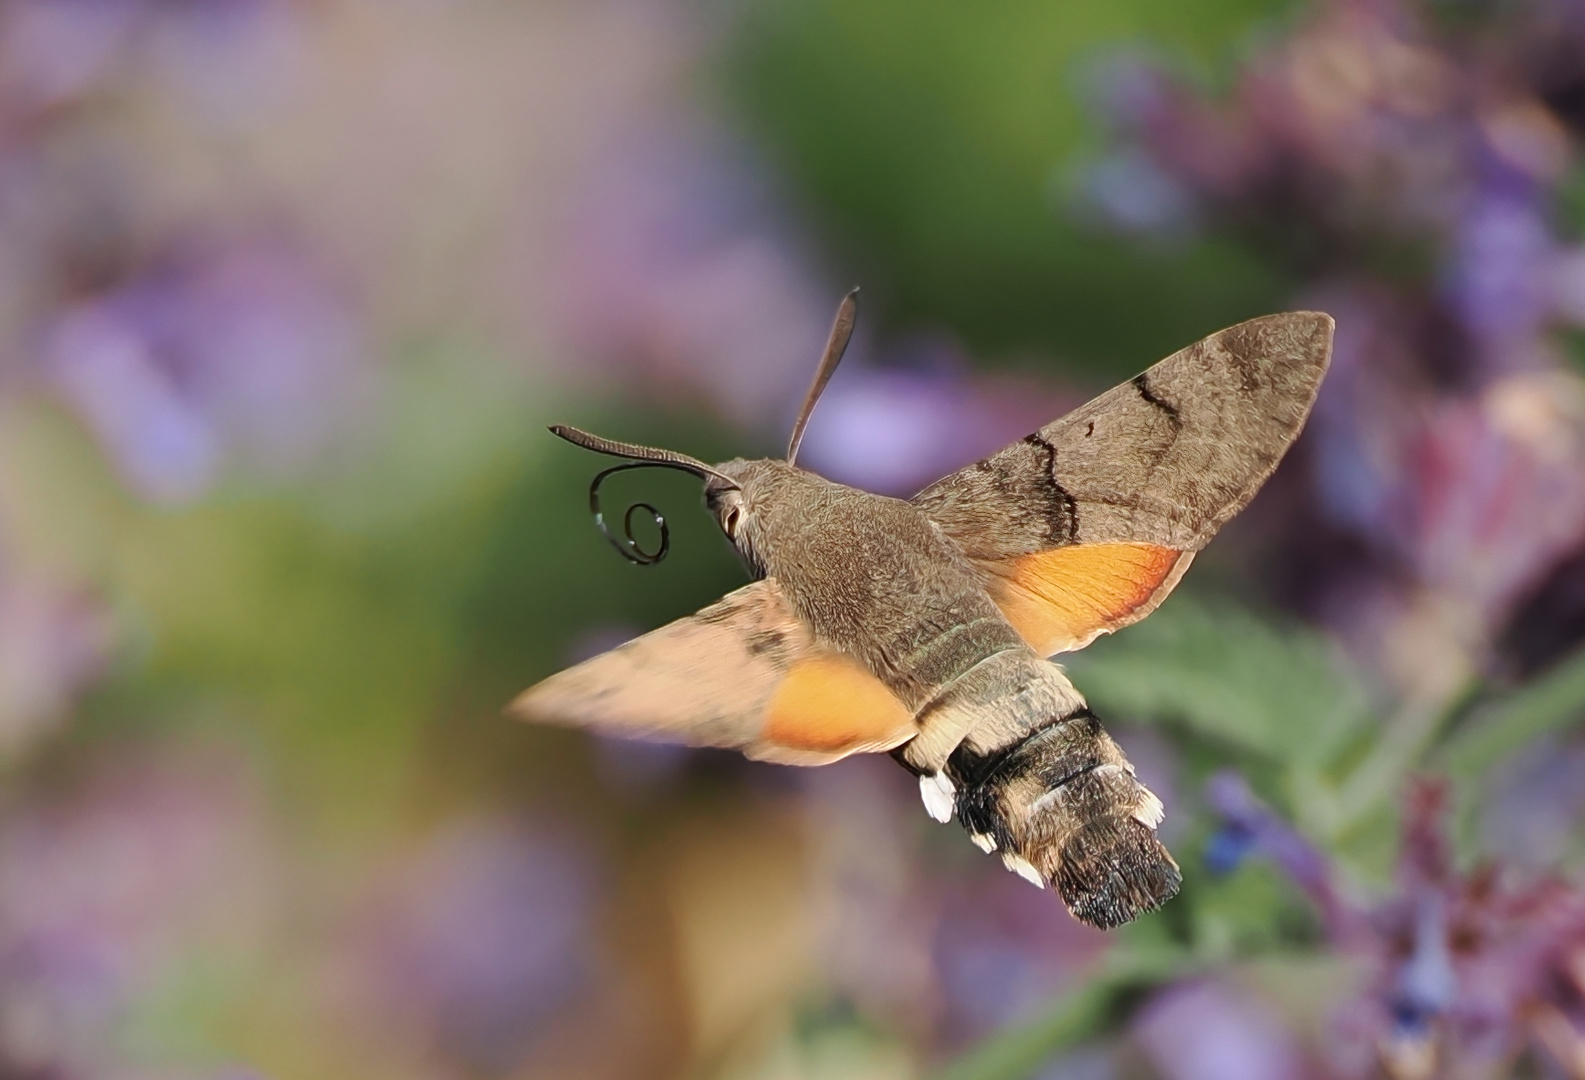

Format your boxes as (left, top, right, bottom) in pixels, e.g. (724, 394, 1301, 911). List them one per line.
(919, 772, 955, 823)
(1133, 788, 1166, 830)
(1002, 852, 1046, 889)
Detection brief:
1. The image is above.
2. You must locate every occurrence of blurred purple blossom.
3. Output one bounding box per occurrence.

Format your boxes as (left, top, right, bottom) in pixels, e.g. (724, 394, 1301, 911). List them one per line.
(343, 814, 599, 1075)
(41, 233, 367, 504)
(1404, 371, 1585, 629)
(0, 0, 299, 124)
(794, 352, 1069, 497)
(1207, 774, 1585, 1079)
(546, 118, 836, 429)
(1204, 770, 1344, 933)
(1480, 734, 1585, 872)
(1300, 284, 1424, 546)
(932, 862, 1110, 1045)
(1073, 146, 1201, 239)
(147, 0, 303, 126)
(0, 0, 144, 115)
(1443, 171, 1556, 368)
(802, 757, 940, 1036)
(0, 0, 354, 509)
(0, 742, 278, 1076)
(1305, 355, 1585, 682)
(1134, 978, 1305, 1080)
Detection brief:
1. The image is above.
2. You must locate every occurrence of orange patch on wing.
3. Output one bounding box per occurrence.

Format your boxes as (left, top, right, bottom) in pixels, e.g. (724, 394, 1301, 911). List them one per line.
(762, 655, 915, 758)
(987, 542, 1187, 657)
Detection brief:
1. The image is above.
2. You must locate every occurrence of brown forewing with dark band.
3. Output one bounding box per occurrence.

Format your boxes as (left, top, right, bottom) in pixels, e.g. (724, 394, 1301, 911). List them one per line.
(914, 313, 1333, 557)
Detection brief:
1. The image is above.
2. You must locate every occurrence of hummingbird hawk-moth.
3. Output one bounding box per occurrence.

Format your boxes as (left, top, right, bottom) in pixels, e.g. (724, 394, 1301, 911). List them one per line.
(513, 293, 1333, 929)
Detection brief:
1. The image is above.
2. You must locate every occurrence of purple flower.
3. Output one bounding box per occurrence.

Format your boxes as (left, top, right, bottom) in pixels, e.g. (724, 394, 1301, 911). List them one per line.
(1442, 170, 1556, 369)
(147, 0, 303, 126)
(1209, 775, 1585, 1078)
(1480, 735, 1585, 870)
(1403, 372, 1585, 629)
(1134, 979, 1306, 1080)
(544, 118, 836, 429)
(0, 0, 299, 125)
(1549, 245, 1585, 326)
(41, 233, 367, 504)
(1074, 147, 1200, 238)
(344, 815, 599, 1074)
(931, 857, 1111, 1044)
(1204, 770, 1345, 933)
(0, 0, 145, 114)
(0, 743, 278, 1075)
(800, 756, 942, 1033)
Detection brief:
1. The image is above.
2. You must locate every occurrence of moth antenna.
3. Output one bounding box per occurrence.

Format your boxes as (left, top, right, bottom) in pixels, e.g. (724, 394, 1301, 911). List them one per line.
(548, 424, 738, 489)
(786, 288, 858, 467)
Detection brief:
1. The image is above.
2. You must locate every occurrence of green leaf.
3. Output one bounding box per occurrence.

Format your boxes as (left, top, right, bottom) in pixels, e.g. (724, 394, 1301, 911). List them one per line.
(725, 0, 1299, 374)
(1440, 645, 1585, 782)
(1066, 597, 1371, 765)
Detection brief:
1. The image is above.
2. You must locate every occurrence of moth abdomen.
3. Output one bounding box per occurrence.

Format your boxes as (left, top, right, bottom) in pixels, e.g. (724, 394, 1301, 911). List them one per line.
(1033, 765, 1180, 928)
(948, 707, 1180, 929)
(1052, 810, 1180, 930)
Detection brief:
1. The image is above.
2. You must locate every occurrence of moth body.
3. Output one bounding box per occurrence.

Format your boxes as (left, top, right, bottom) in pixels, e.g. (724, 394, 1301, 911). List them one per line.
(705, 459, 1181, 925)
(713, 460, 1021, 709)
(513, 306, 1334, 929)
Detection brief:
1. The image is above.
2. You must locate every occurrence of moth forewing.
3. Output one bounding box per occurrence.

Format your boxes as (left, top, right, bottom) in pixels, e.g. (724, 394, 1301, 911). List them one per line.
(915, 310, 1334, 553)
(914, 311, 1333, 655)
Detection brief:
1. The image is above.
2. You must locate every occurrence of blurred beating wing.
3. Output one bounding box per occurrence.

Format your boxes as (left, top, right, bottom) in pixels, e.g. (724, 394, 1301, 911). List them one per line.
(914, 312, 1333, 656)
(508, 578, 917, 766)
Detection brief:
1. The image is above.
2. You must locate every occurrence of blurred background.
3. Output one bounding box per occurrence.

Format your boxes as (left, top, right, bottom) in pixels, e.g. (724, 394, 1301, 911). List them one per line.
(7, 0, 1585, 1077)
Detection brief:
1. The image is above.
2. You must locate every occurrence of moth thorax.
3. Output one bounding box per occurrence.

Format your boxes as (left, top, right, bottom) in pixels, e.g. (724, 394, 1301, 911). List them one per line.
(950, 713, 1181, 929)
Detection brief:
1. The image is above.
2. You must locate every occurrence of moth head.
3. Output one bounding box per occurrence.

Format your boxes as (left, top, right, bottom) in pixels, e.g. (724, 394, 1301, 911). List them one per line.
(706, 479, 746, 541)
(550, 288, 860, 567)
(702, 457, 809, 573)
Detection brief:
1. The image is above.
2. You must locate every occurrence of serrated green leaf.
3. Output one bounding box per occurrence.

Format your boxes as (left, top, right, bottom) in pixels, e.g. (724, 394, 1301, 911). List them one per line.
(1067, 597, 1371, 765)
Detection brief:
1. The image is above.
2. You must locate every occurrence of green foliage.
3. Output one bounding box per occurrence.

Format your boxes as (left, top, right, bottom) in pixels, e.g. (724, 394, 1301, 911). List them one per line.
(1069, 597, 1373, 766)
(726, 0, 1300, 374)
(26, 347, 758, 839)
(1556, 160, 1585, 242)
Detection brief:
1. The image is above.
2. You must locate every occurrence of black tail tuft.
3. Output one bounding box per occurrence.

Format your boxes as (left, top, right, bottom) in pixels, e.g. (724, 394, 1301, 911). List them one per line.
(1053, 816, 1182, 930)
